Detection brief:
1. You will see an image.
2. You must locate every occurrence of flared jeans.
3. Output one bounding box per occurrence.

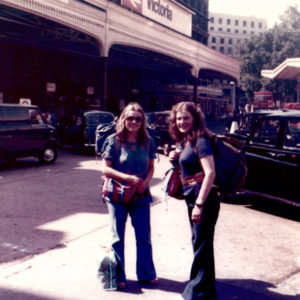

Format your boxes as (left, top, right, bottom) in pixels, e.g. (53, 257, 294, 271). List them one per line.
(182, 189, 220, 300)
(107, 201, 157, 283)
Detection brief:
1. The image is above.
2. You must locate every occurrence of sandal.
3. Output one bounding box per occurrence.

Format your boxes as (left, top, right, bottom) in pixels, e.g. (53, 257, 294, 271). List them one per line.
(117, 282, 126, 289)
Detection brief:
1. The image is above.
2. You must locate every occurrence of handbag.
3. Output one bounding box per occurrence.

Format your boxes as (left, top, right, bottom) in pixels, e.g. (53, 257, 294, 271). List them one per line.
(97, 246, 118, 291)
(162, 167, 184, 200)
(102, 177, 137, 203)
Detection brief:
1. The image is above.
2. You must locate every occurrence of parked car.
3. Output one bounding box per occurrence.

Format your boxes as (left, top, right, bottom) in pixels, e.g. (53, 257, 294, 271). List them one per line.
(95, 119, 161, 156)
(57, 110, 115, 150)
(146, 111, 174, 155)
(0, 103, 58, 168)
(235, 110, 300, 206)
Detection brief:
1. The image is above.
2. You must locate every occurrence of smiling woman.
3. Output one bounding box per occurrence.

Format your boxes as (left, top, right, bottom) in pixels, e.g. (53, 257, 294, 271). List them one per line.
(100, 102, 158, 290)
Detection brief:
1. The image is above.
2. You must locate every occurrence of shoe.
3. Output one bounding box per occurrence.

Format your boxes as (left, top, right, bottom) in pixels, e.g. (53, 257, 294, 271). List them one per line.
(150, 278, 159, 284)
(139, 277, 159, 284)
(117, 282, 126, 289)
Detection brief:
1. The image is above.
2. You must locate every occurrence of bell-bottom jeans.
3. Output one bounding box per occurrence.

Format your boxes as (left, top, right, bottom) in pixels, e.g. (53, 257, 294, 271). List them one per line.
(182, 188, 220, 300)
(107, 201, 157, 283)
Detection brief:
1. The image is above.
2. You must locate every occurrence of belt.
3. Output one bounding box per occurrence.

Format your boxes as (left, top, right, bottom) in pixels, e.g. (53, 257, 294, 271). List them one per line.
(181, 171, 204, 186)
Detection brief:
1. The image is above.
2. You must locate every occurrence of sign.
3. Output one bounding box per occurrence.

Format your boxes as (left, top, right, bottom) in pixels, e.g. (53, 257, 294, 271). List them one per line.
(46, 82, 56, 92)
(87, 86, 94, 95)
(121, 0, 193, 37)
(19, 98, 31, 105)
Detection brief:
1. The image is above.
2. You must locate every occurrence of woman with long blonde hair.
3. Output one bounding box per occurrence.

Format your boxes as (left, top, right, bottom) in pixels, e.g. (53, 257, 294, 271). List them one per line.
(102, 102, 158, 289)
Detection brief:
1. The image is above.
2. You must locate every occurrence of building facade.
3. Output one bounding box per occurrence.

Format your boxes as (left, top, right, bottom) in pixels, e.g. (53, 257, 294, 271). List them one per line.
(0, 0, 240, 117)
(207, 12, 268, 58)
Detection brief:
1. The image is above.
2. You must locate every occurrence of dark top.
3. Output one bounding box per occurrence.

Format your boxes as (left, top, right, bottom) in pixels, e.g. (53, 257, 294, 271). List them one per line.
(178, 136, 213, 197)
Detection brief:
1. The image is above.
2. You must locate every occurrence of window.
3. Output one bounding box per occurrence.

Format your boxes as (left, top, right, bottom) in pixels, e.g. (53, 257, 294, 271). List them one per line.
(243, 30, 247, 34)
(229, 38, 232, 44)
(227, 28, 231, 32)
(220, 46, 224, 53)
(210, 26, 214, 30)
(218, 18, 222, 24)
(252, 119, 280, 146)
(228, 47, 232, 55)
(212, 37, 216, 43)
(235, 20, 239, 26)
(259, 22, 262, 29)
(243, 20, 247, 27)
(218, 27, 222, 31)
(227, 19, 231, 25)
(251, 21, 255, 28)
(210, 17, 214, 23)
(220, 38, 224, 44)
(284, 120, 300, 149)
(235, 29, 239, 33)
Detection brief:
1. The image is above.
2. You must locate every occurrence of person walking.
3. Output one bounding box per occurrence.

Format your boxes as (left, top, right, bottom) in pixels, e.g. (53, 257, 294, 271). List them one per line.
(168, 102, 220, 300)
(101, 102, 158, 289)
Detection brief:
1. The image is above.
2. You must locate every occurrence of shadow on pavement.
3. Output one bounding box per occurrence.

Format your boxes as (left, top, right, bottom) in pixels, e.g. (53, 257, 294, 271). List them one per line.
(216, 279, 297, 300)
(221, 193, 300, 222)
(0, 288, 59, 300)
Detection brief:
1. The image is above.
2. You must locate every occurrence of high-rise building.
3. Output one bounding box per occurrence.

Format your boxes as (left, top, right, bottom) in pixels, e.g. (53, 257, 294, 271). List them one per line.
(208, 12, 268, 58)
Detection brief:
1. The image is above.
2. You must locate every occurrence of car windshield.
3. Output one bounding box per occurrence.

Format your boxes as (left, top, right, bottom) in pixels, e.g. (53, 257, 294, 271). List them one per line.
(85, 113, 114, 125)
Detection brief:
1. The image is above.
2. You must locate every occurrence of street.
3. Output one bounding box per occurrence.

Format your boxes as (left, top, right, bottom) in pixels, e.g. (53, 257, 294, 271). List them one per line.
(0, 149, 299, 300)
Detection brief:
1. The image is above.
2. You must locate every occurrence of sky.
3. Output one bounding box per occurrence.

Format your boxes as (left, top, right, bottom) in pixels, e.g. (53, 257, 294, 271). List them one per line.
(209, 0, 300, 28)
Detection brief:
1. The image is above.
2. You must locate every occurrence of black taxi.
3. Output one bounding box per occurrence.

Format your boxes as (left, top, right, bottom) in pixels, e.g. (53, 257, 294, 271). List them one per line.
(243, 110, 300, 206)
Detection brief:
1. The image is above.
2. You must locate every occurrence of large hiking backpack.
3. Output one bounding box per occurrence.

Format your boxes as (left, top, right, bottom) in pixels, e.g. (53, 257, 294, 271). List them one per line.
(205, 130, 247, 195)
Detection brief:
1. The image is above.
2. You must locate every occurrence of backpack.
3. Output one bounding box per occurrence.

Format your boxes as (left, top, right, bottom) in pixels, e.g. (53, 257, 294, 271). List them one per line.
(95, 121, 117, 156)
(205, 130, 247, 195)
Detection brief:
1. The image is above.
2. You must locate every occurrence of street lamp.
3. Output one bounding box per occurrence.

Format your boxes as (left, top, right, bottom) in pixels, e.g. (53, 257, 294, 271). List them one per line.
(229, 81, 236, 113)
(297, 76, 300, 103)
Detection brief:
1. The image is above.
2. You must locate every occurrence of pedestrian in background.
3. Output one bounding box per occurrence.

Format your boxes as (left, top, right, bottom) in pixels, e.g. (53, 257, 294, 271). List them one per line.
(168, 102, 220, 300)
(101, 102, 158, 289)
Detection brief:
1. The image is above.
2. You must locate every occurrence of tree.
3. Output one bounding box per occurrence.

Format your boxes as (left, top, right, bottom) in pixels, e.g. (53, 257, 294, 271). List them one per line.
(236, 5, 300, 103)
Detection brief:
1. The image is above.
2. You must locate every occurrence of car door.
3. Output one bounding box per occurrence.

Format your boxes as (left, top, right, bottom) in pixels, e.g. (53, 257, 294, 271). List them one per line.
(276, 118, 300, 202)
(0, 107, 32, 156)
(245, 117, 282, 196)
(28, 108, 49, 152)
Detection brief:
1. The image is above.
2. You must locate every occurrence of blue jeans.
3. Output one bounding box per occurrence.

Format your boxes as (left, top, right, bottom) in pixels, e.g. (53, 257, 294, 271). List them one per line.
(182, 188, 220, 300)
(107, 201, 157, 283)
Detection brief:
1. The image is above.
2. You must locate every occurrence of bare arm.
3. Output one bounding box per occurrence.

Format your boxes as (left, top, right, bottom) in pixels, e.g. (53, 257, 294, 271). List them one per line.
(191, 154, 216, 223)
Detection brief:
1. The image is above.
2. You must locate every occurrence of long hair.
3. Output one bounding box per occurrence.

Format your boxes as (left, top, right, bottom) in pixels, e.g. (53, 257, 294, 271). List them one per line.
(169, 101, 207, 145)
(115, 102, 149, 145)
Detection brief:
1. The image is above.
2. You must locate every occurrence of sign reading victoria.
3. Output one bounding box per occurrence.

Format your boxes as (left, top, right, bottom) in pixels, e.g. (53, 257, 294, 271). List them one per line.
(121, 0, 192, 37)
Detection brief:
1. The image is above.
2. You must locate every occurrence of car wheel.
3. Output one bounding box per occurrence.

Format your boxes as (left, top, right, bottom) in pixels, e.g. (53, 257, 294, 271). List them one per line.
(40, 145, 57, 164)
(163, 143, 171, 156)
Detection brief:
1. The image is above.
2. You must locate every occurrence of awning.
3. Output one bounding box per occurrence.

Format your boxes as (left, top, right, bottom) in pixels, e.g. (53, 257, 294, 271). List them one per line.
(261, 58, 300, 80)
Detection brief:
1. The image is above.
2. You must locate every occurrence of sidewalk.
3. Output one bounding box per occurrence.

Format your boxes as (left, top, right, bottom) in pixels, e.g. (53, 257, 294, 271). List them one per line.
(0, 155, 298, 300)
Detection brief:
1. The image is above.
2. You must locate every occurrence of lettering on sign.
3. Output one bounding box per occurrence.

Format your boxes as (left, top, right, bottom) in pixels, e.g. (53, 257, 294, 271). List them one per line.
(147, 0, 172, 21)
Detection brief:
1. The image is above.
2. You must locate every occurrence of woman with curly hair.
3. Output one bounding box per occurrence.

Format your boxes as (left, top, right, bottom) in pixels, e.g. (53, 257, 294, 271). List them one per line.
(101, 102, 158, 289)
(169, 102, 220, 300)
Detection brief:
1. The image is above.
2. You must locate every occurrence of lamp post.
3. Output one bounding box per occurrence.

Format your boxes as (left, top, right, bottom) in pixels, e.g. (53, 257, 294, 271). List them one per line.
(229, 81, 236, 113)
(297, 77, 300, 103)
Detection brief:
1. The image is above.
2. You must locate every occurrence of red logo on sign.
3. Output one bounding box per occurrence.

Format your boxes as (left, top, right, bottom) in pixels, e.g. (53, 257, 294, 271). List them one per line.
(122, 0, 142, 14)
